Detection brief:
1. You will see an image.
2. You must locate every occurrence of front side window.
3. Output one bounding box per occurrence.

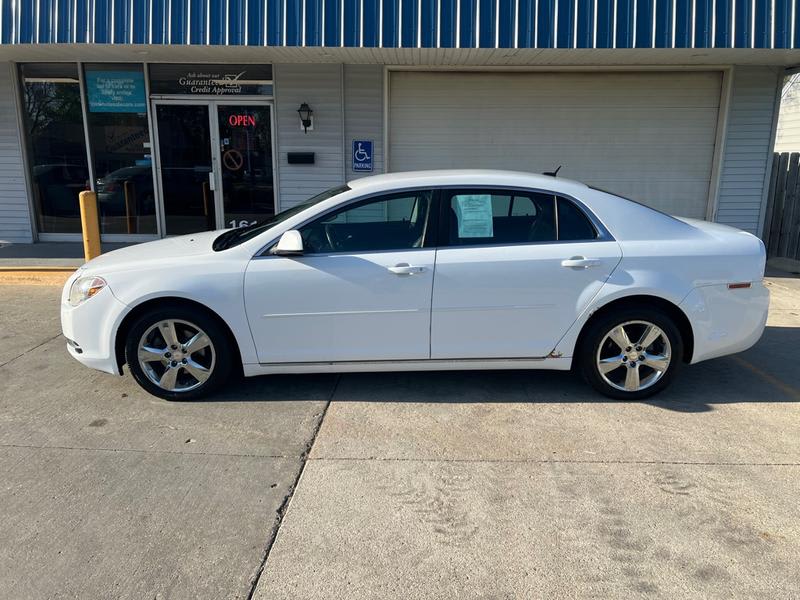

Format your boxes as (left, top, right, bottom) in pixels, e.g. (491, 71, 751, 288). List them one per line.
(214, 184, 350, 251)
(300, 191, 432, 254)
(445, 189, 597, 246)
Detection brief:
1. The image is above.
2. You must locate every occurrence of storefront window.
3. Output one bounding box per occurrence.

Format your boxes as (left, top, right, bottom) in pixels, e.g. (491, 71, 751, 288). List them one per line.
(20, 64, 89, 235)
(84, 64, 156, 235)
(217, 105, 275, 228)
(155, 104, 216, 235)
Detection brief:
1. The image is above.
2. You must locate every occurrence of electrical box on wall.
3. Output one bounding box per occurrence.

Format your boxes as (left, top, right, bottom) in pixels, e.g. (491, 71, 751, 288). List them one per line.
(287, 152, 315, 164)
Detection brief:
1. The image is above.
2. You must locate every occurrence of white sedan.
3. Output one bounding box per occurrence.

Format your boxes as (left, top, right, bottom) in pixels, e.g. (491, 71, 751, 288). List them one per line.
(61, 170, 769, 401)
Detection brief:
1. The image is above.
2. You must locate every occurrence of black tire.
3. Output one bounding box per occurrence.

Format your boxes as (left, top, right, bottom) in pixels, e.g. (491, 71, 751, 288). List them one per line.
(125, 305, 234, 401)
(578, 306, 683, 400)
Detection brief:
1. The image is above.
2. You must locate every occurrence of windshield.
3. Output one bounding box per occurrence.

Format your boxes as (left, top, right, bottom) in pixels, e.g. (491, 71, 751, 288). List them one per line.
(213, 184, 351, 251)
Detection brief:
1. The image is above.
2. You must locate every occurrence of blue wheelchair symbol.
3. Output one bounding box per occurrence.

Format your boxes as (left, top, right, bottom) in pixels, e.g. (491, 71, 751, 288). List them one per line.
(354, 143, 370, 162)
(352, 140, 373, 172)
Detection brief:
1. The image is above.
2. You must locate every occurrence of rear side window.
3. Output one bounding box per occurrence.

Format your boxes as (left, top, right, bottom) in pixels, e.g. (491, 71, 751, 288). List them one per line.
(444, 189, 597, 246)
(446, 191, 557, 246)
(557, 197, 597, 241)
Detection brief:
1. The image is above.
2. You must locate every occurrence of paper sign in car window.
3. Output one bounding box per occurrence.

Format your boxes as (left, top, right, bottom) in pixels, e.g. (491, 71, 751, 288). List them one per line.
(455, 195, 494, 238)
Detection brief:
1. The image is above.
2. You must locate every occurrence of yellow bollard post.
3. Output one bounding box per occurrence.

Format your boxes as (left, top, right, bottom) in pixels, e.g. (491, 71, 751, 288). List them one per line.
(78, 190, 102, 262)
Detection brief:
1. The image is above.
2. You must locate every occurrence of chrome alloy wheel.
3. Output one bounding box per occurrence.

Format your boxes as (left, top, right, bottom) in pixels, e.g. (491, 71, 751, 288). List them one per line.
(596, 320, 672, 393)
(137, 319, 216, 393)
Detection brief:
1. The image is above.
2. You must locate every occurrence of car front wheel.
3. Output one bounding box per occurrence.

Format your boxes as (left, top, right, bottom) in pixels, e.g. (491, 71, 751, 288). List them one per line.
(125, 306, 233, 401)
(579, 308, 683, 400)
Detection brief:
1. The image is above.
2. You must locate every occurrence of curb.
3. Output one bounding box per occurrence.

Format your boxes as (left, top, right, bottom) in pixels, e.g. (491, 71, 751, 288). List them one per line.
(0, 268, 75, 285)
(0, 266, 78, 272)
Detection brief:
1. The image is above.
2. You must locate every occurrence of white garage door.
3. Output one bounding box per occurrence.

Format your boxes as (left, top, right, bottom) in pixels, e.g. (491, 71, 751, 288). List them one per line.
(388, 71, 722, 218)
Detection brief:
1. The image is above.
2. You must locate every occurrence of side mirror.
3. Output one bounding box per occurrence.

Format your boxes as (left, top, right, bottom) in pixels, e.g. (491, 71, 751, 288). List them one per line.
(272, 230, 304, 256)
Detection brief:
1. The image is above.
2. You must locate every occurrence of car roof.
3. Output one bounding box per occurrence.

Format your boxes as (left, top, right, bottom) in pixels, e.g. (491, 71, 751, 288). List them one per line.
(239, 168, 698, 254)
(346, 169, 589, 196)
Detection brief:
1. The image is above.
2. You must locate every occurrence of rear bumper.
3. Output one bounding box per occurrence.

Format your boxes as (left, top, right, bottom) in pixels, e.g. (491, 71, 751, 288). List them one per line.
(680, 281, 770, 364)
(61, 273, 128, 375)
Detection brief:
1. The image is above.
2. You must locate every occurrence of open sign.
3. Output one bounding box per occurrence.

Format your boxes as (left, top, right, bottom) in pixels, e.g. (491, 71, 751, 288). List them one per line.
(228, 114, 256, 127)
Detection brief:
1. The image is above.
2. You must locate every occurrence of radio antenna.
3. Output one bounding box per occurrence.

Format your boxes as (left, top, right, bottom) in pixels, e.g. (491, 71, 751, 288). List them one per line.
(543, 166, 562, 177)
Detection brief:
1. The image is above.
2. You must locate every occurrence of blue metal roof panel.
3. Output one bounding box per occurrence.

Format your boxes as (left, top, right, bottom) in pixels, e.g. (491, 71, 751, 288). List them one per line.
(1, 0, 795, 49)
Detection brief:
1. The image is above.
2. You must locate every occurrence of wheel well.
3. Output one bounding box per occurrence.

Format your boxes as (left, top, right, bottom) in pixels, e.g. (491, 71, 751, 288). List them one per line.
(575, 295, 694, 363)
(114, 297, 243, 375)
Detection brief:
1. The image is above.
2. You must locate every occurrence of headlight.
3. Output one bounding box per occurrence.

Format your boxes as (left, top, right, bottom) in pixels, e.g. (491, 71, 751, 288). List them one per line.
(68, 276, 107, 307)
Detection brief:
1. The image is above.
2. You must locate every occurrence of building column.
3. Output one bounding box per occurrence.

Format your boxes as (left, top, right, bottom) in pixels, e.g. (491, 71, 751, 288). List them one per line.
(0, 62, 34, 243)
(714, 65, 783, 236)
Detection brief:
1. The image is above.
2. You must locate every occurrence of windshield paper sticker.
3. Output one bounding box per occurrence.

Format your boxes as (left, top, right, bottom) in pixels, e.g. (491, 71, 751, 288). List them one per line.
(455, 195, 494, 238)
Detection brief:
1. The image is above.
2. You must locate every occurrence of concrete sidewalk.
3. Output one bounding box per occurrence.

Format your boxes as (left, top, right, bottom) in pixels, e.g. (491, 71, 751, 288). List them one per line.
(0, 284, 334, 599)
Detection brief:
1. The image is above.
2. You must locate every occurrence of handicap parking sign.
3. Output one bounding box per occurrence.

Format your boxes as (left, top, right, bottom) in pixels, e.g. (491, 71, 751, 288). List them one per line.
(352, 140, 373, 172)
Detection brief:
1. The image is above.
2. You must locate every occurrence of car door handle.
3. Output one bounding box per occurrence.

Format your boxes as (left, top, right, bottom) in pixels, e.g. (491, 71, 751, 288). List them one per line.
(561, 256, 602, 269)
(388, 263, 426, 275)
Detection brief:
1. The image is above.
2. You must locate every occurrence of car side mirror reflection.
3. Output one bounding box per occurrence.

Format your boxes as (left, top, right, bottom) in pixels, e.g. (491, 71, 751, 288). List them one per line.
(273, 230, 304, 256)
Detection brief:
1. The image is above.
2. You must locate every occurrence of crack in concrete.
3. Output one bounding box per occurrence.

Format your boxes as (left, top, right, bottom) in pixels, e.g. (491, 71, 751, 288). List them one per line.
(245, 373, 342, 600)
(7, 442, 794, 467)
(305, 456, 800, 467)
(0, 442, 299, 459)
(0, 333, 62, 369)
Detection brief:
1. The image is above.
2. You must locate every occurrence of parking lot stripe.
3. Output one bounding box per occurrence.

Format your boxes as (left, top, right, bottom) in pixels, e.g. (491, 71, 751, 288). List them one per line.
(731, 355, 800, 401)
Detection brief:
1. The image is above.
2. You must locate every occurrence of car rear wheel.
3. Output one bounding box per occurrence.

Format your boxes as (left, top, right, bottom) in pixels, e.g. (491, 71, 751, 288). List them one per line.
(125, 306, 233, 401)
(579, 308, 683, 400)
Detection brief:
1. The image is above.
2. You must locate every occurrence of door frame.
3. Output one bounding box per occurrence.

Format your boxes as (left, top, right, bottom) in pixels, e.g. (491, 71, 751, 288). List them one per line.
(212, 99, 279, 231)
(150, 98, 278, 236)
(151, 98, 219, 235)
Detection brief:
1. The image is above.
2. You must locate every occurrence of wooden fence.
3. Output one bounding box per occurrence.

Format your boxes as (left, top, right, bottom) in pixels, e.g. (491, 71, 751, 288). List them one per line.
(764, 152, 800, 260)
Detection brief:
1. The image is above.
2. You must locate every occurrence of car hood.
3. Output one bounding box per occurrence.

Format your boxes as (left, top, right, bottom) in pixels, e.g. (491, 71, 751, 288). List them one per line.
(81, 230, 225, 274)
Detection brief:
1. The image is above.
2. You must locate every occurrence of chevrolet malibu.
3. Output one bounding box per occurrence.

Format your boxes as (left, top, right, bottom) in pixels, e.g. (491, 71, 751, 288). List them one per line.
(61, 170, 769, 401)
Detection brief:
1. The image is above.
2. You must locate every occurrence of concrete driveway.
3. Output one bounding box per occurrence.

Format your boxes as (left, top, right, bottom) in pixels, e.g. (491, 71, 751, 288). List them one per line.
(1, 276, 798, 599)
(0, 285, 335, 599)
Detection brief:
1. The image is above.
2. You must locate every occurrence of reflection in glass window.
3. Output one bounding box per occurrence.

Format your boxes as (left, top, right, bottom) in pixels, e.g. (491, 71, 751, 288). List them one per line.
(217, 105, 275, 229)
(447, 190, 556, 245)
(557, 197, 597, 240)
(84, 64, 156, 235)
(155, 104, 215, 235)
(20, 64, 89, 234)
(446, 190, 599, 246)
(300, 192, 431, 253)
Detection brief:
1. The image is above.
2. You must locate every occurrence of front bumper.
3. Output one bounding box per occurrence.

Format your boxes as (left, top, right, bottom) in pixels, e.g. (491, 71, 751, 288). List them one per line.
(680, 281, 770, 364)
(61, 272, 129, 375)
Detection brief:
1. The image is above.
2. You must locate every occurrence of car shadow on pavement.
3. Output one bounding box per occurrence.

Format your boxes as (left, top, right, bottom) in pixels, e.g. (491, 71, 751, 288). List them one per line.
(205, 325, 799, 413)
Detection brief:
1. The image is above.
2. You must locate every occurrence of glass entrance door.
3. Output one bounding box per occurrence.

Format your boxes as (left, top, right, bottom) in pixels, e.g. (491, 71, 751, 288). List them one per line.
(153, 101, 275, 236)
(217, 105, 275, 228)
(154, 104, 216, 235)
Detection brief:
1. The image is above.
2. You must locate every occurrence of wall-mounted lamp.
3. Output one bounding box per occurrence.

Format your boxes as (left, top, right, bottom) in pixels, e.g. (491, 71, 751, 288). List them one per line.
(297, 103, 314, 133)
